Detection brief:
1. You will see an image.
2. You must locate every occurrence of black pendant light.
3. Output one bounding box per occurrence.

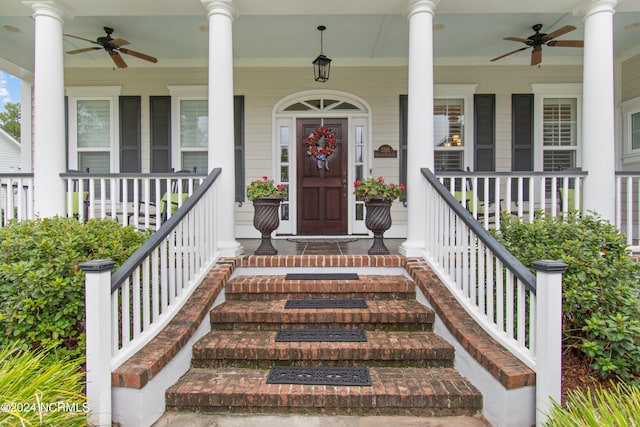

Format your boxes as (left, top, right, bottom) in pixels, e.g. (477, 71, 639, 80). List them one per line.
(312, 25, 331, 82)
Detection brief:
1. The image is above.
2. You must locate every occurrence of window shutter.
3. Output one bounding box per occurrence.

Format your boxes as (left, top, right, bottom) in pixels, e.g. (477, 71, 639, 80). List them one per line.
(512, 94, 534, 171)
(474, 94, 495, 171)
(234, 95, 245, 203)
(119, 96, 141, 173)
(150, 96, 171, 173)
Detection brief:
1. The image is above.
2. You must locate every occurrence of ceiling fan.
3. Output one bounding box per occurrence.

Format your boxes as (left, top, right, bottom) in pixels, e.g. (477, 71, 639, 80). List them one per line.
(490, 24, 584, 66)
(63, 27, 158, 68)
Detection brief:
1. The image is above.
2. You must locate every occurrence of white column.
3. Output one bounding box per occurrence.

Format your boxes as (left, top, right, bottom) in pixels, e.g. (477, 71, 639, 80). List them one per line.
(202, 0, 243, 256)
(400, 0, 439, 257)
(20, 80, 33, 172)
(580, 0, 617, 222)
(27, 1, 67, 217)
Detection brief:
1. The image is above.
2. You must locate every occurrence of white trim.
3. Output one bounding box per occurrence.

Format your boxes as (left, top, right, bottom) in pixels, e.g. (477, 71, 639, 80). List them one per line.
(167, 86, 208, 171)
(272, 90, 373, 235)
(65, 86, 122, 173)
(434, 84, 477, 170)
(621, 96, 640, 165)
(531, 83, 582, 171)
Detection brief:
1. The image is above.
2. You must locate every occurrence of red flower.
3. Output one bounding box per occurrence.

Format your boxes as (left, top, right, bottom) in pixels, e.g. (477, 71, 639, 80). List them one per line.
(354, 181, 361, 188)
(400, 183, 406, 191)
(262, 176, 268, 180)
(376, 176, 384, 183)
(390, 183, 396, 189)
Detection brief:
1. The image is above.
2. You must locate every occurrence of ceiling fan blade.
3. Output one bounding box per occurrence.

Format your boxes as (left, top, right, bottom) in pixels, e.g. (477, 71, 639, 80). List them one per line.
(118, 48, 158, 63)
(547, 40, 584, 48)
(544, 25, 576, 41)
(109, 38, 130, 47)
(490, 46, 529, 62)
(66, 47, 102, 55)
(109, 51, 128, 68)
(63, 33, 100, 45)
(504, 37, 531, 44)
(531, 48, 542, 66)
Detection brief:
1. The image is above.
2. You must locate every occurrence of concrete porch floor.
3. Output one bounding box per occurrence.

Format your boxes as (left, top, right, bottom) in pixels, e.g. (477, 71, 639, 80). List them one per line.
(238, 238, 404, 256)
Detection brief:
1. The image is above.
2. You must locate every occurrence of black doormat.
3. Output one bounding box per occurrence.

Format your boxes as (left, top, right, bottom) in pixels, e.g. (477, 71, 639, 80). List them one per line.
(267, 366, 371, 386)
(275, 328, 367, 342)
(284, 298, 367, 309)
(284, 273, 359, 280)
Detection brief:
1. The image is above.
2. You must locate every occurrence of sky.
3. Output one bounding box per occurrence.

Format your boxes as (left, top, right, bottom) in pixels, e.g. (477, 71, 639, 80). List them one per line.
(0, 70, 21, 114)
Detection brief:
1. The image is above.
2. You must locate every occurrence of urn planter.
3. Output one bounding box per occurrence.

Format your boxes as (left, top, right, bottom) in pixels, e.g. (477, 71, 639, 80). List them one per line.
(252, 197, 282, 255)
(364, 199, 392, 255)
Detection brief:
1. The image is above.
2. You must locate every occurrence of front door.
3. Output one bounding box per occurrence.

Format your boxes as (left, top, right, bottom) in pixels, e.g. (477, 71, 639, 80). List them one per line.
(297, 118, 348, 234)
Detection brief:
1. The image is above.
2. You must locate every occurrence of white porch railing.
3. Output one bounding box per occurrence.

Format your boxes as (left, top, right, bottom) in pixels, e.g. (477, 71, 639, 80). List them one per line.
(80, 168, 222, 426)
(436, 170, 587, 230)
(61, 171, 207, 230)
(616, 172, 640, 248)
(422, 168, 566, 426)
(0, 173, 34, 226)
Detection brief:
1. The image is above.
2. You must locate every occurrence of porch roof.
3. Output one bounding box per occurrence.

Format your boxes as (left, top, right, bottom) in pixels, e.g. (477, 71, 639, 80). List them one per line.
(1, 0, 639, 77)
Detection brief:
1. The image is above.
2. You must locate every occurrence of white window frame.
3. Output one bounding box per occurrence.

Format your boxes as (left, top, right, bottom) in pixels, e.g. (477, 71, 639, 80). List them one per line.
(532, 83, 582, 171)
(65, 86, 121, 172)
(168, 85, 208, 172)
(622, 96, 640, 165)
(434, 85, 476, 171)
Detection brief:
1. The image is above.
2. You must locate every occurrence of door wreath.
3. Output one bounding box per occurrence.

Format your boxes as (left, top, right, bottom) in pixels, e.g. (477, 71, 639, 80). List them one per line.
(306, 126, 337, 170)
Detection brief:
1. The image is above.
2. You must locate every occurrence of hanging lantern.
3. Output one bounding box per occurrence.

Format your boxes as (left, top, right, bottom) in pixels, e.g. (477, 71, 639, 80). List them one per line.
(312, 25, 331, 82)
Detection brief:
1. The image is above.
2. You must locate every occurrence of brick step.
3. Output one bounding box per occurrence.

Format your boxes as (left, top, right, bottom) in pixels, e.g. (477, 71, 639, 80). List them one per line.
(209, 299, 434, 331)
(225, 275, 416, 301)
(191, 330, 454, 369)
(165, 367, 483, 417)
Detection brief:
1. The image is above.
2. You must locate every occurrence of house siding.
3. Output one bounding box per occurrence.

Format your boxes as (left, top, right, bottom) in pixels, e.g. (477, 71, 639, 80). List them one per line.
(0, 130, 21, 172)
(622, 53, 640, 102)
(65, 64, 584, 231)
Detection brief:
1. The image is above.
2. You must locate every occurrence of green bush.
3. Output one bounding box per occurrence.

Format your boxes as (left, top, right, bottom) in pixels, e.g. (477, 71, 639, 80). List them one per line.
(0, 217, 149, 358)
(545, 382, 640, 427)
(494, 212, 640, 381)
(0, 345, 88, 427)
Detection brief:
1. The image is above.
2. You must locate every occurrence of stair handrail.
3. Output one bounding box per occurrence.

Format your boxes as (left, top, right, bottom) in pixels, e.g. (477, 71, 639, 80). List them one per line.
(109, 168, 222, 369)
(421, 168, 566, 425)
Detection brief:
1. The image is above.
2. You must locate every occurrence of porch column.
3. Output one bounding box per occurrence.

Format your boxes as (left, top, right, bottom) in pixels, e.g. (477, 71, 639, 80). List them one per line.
(580, 0, 617, 222)
(27, 1, 67, 217)
(201, 0, 243, 256)
(400, 0, 439, 257)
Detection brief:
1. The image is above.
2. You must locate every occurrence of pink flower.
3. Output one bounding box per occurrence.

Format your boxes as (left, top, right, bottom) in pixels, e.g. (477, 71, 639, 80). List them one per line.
(354, 181, 361, 188)
(390, 183, 396, 189)
(376, 176, 384, 183)
(400, 183, 406, 191)
(262, 176, 268, 180)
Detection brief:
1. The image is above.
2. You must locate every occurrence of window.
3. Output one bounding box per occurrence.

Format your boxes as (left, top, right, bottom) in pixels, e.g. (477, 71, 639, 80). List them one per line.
(532, 84, 582, 171)
(434, 98, 465, 171)
(542, 98, 577, 171)
(66, 86, 121, 173)
(179, 99, 208, 172)
(622, 97, 640, 165)
(169, 86, 208, 173)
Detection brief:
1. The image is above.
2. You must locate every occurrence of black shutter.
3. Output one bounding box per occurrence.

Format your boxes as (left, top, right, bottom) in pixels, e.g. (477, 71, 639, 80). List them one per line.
(234, 95, 245, 203)
(150, 96, 171, 173)
(119, 96, 141, 173)
(512, 94, 534, 202)
(399, 95, 408, 201)
(474, 94, 495, 171)
(512, 94, 534, 171)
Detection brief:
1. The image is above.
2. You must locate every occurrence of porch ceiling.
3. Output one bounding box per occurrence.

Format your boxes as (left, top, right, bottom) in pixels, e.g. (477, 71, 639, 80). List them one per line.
(1, 0, 639, 77)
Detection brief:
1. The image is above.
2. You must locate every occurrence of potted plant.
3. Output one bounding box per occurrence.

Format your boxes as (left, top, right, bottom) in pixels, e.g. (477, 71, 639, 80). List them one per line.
(354, 177, 405, 255)
(246, 176, 287, 255)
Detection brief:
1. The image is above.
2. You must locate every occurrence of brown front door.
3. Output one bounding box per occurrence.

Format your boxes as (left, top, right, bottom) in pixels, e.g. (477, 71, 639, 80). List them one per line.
(297, 118, 348, 235)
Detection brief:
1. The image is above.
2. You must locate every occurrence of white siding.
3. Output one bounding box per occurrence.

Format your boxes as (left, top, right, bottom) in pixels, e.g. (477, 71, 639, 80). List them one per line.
(0, 129, 21, 172)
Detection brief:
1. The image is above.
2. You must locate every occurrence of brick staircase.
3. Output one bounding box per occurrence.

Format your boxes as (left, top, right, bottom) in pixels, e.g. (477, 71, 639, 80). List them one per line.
(159, 255, 485, 424)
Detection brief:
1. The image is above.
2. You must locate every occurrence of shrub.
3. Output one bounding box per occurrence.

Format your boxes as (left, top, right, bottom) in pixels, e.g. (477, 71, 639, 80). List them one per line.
(0, 345, 88, 427)
(494, 212, 640, 381)
(0, 217, 149, 358)
(545, 382, 640, 426)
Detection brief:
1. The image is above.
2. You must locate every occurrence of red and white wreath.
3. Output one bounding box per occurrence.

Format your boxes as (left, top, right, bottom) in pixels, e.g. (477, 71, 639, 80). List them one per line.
(306, 127, 337, 158)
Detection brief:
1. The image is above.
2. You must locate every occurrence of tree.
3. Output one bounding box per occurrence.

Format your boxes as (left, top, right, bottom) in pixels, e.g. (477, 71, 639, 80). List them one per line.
(0, 102, 20, 141)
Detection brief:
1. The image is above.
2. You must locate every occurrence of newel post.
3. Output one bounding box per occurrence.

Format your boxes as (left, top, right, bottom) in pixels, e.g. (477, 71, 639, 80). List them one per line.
(80, 260, 115, 427)
(532, 260, 567, 426)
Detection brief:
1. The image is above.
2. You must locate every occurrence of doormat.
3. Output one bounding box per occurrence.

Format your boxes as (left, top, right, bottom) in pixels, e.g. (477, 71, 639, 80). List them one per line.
(267, 366, 371, 386)
(275, 328, 367, 342)
(284, 298, 367, 309)
(284, 273, 359, 280)
(286, 238, 358, 244)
